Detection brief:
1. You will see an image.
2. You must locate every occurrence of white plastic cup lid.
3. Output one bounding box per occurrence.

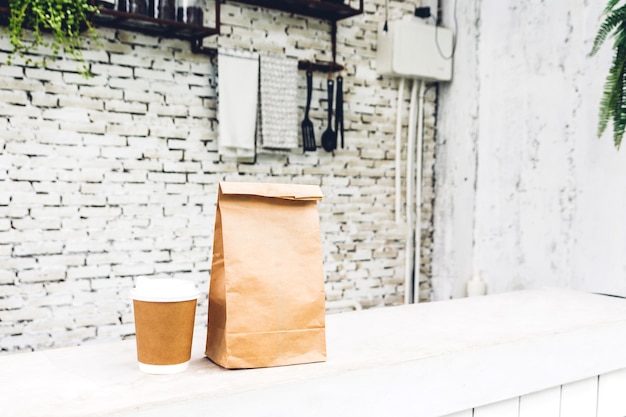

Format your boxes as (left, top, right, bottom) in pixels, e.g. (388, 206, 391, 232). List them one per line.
(131, 277, 199, 302)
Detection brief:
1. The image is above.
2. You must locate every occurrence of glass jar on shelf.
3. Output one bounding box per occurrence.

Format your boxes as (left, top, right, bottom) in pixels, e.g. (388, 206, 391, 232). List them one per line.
(153, 0, 176, 20)
(96, 0, 116, 10)
(118, 0, 149, 16)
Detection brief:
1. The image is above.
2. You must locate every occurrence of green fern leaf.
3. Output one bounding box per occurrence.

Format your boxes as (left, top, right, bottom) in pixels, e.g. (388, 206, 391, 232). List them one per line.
(597, 45, 624, 136)
(616, 44, 626, 148)
(591, 5, 626, 56)
(592, 1, 626, 149)
(605, 0, 623, 13)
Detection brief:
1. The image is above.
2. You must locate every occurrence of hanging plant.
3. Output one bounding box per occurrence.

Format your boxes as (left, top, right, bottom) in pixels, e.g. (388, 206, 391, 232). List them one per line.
(6, 0, 99, 77)
(591, 0, 626, 149)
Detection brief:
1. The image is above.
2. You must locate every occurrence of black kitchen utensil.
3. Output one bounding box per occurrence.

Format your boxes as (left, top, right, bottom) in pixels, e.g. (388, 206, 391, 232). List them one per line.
(335, 75, 344, 149)
(321, 78, 336, 152)
(301, 70, 316, 152)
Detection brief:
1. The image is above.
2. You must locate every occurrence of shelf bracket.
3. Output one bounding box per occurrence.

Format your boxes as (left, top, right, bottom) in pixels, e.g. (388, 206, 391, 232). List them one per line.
(296, 20, 342, 73)
(297, 60, 343, 73)
(331, 20, 337, 69)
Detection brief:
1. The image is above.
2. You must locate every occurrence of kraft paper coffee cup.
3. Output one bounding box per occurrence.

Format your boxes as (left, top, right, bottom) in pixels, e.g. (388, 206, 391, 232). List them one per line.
(131, 278, 199, 375)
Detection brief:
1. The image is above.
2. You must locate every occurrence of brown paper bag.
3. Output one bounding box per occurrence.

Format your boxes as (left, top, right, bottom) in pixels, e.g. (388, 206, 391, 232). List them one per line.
(205, 181, 326, 369)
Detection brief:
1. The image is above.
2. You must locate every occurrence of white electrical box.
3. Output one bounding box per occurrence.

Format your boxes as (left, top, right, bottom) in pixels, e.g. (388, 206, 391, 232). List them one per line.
(376, 17, 453, 81)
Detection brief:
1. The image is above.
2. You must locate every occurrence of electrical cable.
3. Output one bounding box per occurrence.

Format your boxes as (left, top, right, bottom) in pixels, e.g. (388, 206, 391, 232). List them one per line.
(434, 0, 457, 60)
(383, 0, 389, 32)
(413, 2, 457, 60)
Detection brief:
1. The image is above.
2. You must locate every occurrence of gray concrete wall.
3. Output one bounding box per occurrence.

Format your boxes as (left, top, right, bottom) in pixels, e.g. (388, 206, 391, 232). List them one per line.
(434, 1, 626, 299)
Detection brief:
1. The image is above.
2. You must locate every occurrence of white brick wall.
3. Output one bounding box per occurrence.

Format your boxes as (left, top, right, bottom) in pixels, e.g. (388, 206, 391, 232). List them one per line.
(0, 0, 437, 353)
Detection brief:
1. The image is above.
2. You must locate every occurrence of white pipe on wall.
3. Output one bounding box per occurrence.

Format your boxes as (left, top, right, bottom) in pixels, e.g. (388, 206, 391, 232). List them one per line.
(404, 79, 419, 304)
(395, 78, 405, 224)
(413, 81, 426, 304)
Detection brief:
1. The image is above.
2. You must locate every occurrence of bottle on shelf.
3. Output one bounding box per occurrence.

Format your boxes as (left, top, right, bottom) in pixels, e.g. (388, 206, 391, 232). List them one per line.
(176, 0, 204, 26)
(117, 0, 129, 12)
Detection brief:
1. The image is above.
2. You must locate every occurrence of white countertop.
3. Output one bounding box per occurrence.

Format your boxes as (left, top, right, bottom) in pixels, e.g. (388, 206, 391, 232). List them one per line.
(3, 288, 626, 417)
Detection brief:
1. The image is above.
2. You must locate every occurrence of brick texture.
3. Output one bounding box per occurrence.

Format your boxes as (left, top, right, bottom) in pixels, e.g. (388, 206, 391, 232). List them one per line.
(0, 0, 437, 352)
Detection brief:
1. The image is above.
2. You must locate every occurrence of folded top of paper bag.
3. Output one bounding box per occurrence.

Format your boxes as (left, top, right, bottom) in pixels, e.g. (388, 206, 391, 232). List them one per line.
(219, 182, 323, 201)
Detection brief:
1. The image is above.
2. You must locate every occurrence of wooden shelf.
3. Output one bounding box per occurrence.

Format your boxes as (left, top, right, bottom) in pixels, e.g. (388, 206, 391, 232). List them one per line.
(226, 0, 362, 73)
(94, 8, 219, 41)
(0, 4, 219, 42)
(229, 0, 362, 22)
(0, 0, 359, 72)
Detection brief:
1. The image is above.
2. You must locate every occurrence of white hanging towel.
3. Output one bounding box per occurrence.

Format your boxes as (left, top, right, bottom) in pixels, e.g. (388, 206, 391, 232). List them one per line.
(218, 50, 259, 162)
(258, 54, 299, 150)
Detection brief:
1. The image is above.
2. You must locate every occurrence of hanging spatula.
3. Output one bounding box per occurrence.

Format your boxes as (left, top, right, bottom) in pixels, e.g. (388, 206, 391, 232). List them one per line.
(301, 70, 316, 152)
(321, 78, 336, 152)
